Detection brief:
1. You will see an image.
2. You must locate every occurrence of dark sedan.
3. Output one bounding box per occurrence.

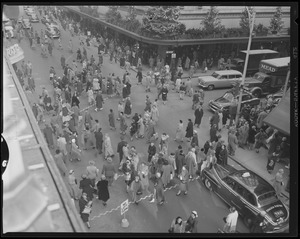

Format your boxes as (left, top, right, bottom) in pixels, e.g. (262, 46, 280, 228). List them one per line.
(201, 164, 289, 233)
(208, 91, 260, 113)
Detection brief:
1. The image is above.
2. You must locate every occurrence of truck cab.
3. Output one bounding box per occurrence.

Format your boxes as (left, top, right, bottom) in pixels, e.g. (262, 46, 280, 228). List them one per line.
(244, 57, 290, 98)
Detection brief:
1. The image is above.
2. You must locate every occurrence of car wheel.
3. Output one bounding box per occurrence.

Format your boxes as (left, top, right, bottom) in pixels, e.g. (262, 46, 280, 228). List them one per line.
(252, 90, 261, 98)
(204, 178, 213, 191)
(208, 85, 214, 91)
(243, 216, 253, 228)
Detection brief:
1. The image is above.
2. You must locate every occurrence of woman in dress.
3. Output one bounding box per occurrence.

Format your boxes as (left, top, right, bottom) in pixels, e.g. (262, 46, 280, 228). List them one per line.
(119, 112, 127, 135)
(129, 119, 138, 141)
(161, 85, 169, 105)
(137, 114, 145, 138)
(108, 109, 116, 130)
(161, 160, 175, 188)
(124, 97, 132, 118)
(104, 133, 114, 159)
(115, 76, 123, 97)
(175, 120, 185, 142)
(87, 87, 95, 106)
(68, 170, 81, 200)
(96, 174, 110, 206)
(70, 138, 82, 161)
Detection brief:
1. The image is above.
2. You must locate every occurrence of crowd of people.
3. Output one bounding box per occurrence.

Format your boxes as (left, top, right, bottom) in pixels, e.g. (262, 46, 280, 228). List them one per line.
(10, 6, 289, 232)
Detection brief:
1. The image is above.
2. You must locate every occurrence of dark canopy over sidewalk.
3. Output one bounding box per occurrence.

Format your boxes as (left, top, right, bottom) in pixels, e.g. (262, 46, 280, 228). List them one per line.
(264, 89, 290, 135)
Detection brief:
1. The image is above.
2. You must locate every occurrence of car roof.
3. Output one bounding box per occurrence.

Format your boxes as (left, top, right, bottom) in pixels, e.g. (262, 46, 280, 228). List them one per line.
(214, 70, 242, 75)
(230, 170, 275, 196)
(240, 49, 278, 55)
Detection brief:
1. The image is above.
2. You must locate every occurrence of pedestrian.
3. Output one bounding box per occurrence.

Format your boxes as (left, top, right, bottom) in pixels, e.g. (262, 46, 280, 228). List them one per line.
(102, 157, 117, 186)
(122, 159, 135, 193)
(48, 43, 53, 56)
(43, 123, 54, 149)
(247, 125, 257, 150)
(161, 84, 168, 104)
(254, 128, 268, 153)
(129, 118, 138, 141)
(117, 135, 127, 168)
(94, 128, 103, 155)
(124, 97, 132, 118)
(219, 144, 228, 166)
(194, 104, 203, 128)
(86, 160, 99, 187)
(191, 130, 199, 147)
(138, 162, 150, 195)
(130, 175, 143, 205)
(161, 160, 174, 188)
(150, 105, 159, 126)
(136, 69, 143, 85)
(185, 78, 193, 97)
(273, 168, 285, 197)
(79, 174, 94, 201)
(256, 109, 268, 129)
(175, 120, 185, 142)
(223, 206, 239, 233)
(169, 216, 184, 233)
(227, 128, 238, 156)
(185, 211, 198, 233)
(137, 114, 145, 138)
(152, 172, 165, 205)
(28, 76, 35, 92)
(79, 192, 92, 228)
(210, 124, 218, 142)
(147, 142, 156, 163)
(70, 138, 82, 161)
(185, 148, 197, 179)
(96, 175, 110, 206)
(117, 101, 124, 120)
(119, 112, 128, 135)
(185, 119, 193, 142)
(82, 125, 94, 150)
(176, 165, 189, 196)
(54, 149, 68, 177)
(68, 170, 81, 200)
(104, 133, 114, 159)
(108, 109, 116, 130)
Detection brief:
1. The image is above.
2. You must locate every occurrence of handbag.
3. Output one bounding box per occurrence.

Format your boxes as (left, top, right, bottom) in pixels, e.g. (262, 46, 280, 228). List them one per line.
(82, 206, 91, 214)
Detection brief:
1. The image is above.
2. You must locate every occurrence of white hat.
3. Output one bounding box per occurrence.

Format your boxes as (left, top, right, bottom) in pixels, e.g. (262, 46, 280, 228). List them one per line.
(192, 211, 198, 217)
(71, 139, 76, 143)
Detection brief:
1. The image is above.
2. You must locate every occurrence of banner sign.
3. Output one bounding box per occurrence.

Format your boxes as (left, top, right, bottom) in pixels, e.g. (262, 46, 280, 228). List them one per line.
(120, 199, 129, 215)
(6, 44, 24, 64)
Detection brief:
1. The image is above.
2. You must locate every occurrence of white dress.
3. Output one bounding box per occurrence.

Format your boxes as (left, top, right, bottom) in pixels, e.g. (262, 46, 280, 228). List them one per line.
(104, 136, 114, 158)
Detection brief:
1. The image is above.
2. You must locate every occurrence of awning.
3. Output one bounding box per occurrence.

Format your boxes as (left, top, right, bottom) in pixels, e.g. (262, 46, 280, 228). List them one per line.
(263, 89, 290, 135)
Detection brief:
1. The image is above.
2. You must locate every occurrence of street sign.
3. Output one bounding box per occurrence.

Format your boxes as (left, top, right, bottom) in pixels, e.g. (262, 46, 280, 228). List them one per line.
(166, 51, 173, 54)
(171, 53, 176, 59)
(120, 199, 129, 215)
(87, 31, 91, 36)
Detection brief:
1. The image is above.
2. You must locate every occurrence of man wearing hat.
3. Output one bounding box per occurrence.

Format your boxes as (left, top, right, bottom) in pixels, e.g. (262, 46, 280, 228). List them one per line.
(79, 174, 94, 201)
(185, 211, 198, 233)
(117, 135, 128, 170)
(86, 160, 99, 187)
(102, 157, 117, 186)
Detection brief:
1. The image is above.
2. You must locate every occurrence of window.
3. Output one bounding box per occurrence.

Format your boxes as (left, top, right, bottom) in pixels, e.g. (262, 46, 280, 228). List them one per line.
(233, 183, 244, 195)
(224, 177, 236, 189)
(242, 190, 257, 206)
(236, 75, 242, 78)
(220, 75, 228, 79)
(228, 75, 236, 79)
(242, 95, 251, 101)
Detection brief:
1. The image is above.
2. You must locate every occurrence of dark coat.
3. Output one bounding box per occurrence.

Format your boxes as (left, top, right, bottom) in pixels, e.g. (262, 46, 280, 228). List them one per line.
(94, 131, 103, 151)
(194, 108, 203, 125)
(97, 180, 110, 202)
(185, 121, 193, 138)
(95, 93, 103, 109)
(79, 178, 94, 201)
(219, 148, 228, 166)
(210, 127, 218, 142)
(71, 95, 80, 107)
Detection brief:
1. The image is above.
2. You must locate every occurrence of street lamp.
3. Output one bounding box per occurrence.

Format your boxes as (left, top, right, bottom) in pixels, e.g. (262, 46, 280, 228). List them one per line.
(235, 7, 256, 124)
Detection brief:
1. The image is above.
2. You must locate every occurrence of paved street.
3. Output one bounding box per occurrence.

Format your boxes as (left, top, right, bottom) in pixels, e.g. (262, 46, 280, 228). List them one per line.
(14, 8, 288, 233)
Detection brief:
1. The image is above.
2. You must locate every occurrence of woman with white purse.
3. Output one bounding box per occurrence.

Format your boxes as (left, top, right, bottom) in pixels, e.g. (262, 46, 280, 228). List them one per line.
(79, 192, 93, 229)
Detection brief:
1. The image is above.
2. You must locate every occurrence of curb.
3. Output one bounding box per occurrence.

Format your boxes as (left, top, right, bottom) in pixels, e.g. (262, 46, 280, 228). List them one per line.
(228, 155, 289, 202)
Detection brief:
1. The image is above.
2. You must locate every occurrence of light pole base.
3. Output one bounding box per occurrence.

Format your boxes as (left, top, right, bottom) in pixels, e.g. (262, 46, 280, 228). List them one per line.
(121, 218, 129, 228)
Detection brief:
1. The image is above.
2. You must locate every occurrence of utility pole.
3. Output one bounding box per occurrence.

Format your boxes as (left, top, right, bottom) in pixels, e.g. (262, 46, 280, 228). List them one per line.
(235, 8, 256, 124)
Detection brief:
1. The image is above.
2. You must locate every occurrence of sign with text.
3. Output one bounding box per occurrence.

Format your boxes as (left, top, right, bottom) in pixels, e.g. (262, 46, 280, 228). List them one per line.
(171, 53, 176, 59)
(166, 51, 173, 54)
(6, 44, 24, 64)
(120, 199, 129, 215)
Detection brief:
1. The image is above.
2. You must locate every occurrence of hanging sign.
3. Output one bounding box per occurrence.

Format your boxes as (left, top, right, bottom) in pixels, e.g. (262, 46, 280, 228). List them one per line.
(6, 44, 24, 64)
(120, 199, 129, 215)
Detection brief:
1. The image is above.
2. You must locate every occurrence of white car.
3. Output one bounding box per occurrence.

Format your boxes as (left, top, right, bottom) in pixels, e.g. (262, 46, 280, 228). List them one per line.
(4, 26, 14, 38)
(30, 13, 39, 22)
(198, 70, 243, 90)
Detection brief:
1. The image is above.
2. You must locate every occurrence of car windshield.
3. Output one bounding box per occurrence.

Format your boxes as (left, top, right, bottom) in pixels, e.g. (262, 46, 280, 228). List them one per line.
(252, 73, 265, 82)
(231, 59, 239, 65)
(257, 191, 278, 207)
(222, 93, 234, 102)
(212, 72, 221, 79)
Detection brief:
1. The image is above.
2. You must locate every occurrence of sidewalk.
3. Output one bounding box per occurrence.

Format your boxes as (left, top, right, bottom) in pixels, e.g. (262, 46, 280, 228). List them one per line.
(219, 129, 290, 208)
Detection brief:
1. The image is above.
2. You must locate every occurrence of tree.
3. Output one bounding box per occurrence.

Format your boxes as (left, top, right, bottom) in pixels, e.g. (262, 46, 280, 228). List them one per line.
(269, 7, 284, 33)
(141, 6, 186, 39)
(105, 6, 122, 26)
(124, 6, 141, 32)
(240, 7, 255, 34)
(201, 6, 223, 34)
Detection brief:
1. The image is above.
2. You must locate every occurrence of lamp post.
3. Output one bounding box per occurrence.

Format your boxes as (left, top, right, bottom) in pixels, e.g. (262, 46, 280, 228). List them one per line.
(282, 63, 290, 100)
(235, 7, 256, 125)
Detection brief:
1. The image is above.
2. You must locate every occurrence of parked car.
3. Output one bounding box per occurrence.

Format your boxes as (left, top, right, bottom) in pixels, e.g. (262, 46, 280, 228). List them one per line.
(41, 16, 50, 25)
(25, 7, 35, 16)
(29, 13, 39, 22)
(45, 26, 60, 39)
(198, 70, 243, 90)
(201, 164, 289, 233)
(4, 26, 14, 39)
(208, 91, 260, 113)
(22, 19, 32, 29)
